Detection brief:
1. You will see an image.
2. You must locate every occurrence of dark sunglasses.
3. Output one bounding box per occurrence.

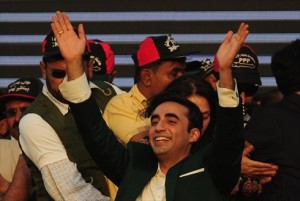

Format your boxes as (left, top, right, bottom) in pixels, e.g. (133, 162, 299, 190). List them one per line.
(4, 106, 28, 118)
(48, 68, 66, 79)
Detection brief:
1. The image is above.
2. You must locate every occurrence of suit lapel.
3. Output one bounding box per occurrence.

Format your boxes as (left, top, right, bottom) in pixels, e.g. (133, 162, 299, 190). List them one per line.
(119, 144, 158, 201)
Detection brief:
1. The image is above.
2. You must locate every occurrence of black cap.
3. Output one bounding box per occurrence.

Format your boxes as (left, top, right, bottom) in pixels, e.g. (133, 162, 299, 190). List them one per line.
(232, 44, 262, 85)
(0, 77, 44, 104)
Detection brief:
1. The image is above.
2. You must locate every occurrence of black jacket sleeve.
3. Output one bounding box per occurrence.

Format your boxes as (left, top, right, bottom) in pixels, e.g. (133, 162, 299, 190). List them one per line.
(69, 95, 129, 186)
(209, 103, 244, 194)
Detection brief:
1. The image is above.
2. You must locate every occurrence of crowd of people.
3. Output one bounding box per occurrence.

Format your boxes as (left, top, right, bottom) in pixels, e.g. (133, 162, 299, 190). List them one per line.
(0, 11, 299, 201)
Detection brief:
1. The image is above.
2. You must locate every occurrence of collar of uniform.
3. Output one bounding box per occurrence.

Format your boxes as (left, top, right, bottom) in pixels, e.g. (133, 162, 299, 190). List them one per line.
(89, 81, 99, 90)
(42, 85, 69, 115)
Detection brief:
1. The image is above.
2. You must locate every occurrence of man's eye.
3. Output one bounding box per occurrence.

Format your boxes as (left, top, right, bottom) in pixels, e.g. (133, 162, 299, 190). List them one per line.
(171, 69, 183, 78)
(171, 71, 180, 78)
(151, 121, 158, 126)
(168, 120, 176, 124)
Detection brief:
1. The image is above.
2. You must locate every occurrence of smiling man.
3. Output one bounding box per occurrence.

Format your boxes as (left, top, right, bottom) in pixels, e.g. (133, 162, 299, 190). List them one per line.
(51, 11, 248, 200)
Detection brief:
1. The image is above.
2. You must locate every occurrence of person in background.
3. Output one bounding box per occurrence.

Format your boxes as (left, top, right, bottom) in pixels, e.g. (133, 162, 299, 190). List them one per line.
(88, 39, 125, 111)
(185, 58, 218, 91)
(51, 11, 248, 200)
(185, 46, 278, 198)
(19, 30, 110, 201)
(0, 78, 43, 140)
(231, 44, 262, 125)
(0, 77, 43, 201)
(254, 88, 283, 106)
(164, 74, 217, 152)
(103, 34, 187, 145)
(186, 44, 262, 125)
(88, 39, 118, 84)
(0, 99, 9, 139)
(243, 39, 300, 201)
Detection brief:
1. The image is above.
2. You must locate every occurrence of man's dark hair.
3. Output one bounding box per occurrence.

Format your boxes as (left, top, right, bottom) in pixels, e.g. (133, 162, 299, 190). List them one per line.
(144, 91, 203, 132)
(271, 39, 300, 95)
(165, 74, 216, 117)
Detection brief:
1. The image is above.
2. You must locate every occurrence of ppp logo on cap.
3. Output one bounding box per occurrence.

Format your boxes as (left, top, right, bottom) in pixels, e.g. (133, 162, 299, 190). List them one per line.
(232, 53, 256, 69)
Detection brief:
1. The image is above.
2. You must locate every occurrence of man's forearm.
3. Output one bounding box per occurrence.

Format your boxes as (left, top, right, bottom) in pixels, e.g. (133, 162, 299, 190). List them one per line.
(41, 159, 110, 201)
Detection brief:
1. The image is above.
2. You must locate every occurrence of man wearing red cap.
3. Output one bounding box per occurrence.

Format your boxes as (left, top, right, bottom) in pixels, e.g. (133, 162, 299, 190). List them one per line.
(88, 39, 119, 83)
(103, 34, 186, 145)
(0, 77, 43, 200)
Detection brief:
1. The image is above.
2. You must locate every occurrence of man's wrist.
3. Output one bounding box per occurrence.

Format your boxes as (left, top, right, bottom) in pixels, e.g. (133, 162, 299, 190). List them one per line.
(66, 58, 84, 81)
(219, 69, 234, 90)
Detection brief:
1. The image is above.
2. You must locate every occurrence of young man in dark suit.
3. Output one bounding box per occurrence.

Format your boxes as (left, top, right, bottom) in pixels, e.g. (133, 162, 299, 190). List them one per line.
(52, 11, 248, 200)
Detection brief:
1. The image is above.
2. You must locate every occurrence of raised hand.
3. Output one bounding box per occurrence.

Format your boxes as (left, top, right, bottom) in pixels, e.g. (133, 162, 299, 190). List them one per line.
(216, 23, 249, 89)
(51, 11, 86, 80)
(217, 23, 249, 71)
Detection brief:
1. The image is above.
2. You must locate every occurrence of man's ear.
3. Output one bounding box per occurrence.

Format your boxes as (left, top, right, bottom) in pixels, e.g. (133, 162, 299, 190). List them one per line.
(87, 58, 94, 79)
(189, 128, 201, 143)
(140, 69, 152, 87)
(40, 61, 47, 80)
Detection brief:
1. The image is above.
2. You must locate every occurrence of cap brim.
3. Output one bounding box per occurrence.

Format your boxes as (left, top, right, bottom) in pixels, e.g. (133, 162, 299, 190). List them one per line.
(0, 94, 35, 103)
(43, 51, 90, 62)
(161, 49, 191, 61)
(233, 71, 262, 85)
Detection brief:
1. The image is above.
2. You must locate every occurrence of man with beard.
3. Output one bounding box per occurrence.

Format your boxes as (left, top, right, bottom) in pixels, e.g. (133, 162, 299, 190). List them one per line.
(0, 77, 43, 200)
(18, 30, 112, 200)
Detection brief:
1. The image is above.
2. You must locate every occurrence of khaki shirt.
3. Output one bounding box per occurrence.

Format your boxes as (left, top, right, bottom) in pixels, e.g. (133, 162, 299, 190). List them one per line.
(0, 140, 20, 182)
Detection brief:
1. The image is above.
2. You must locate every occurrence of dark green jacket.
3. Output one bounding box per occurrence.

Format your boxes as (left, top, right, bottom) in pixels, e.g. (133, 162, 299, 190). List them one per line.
(70, 95, 244, 201)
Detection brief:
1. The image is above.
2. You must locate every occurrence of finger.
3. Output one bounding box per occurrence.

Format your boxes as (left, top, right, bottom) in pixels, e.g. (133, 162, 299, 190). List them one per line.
(56, 11, 68, 32)
(237, 23, 249, 42)
(245, 140, 252, 147)
(249, 160, 275, 168)
(260, 177, 272, 184)
(250, 167, 277, 176)
(242, 156, 273, 168)
(62, 12, 73, 31)
(243, 144, 254, 155)
(252, 170, 277, 177)
(78, 23, 87, 44)
(223, 31, 233, 44)
(50, 22, 59, 39)
(52, 15, 61, 34)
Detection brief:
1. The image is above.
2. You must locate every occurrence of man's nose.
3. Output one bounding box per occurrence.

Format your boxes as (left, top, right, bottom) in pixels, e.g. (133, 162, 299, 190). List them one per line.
(14, 111, 23, 122)
(155, 121, 165, 132)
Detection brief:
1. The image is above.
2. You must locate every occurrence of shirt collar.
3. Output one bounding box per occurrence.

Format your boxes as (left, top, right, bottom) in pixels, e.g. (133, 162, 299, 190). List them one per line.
(42, 85, 69, 115)
(129, 84, 148, 106)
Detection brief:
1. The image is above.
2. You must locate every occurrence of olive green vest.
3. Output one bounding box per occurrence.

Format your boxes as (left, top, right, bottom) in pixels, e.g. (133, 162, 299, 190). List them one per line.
(21, 84, 116, 201)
